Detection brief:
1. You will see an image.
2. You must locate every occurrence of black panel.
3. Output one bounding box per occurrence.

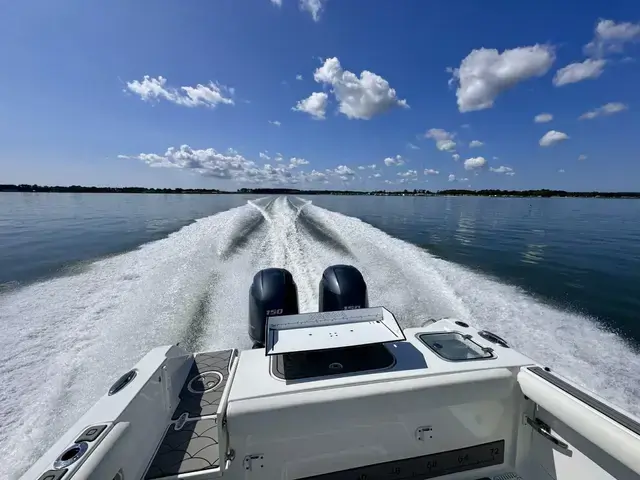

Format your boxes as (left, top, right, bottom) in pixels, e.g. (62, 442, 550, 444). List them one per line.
(528, 367, 640, 436)
(273, 343, 395, 380)
(301, 440, 504, 479)
(75, 424, 107, 443)
(37, 470, 67, 480)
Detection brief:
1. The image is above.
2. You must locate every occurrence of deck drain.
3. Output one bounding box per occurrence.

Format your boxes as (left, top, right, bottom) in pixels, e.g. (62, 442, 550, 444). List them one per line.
(187, 371, 223, 394)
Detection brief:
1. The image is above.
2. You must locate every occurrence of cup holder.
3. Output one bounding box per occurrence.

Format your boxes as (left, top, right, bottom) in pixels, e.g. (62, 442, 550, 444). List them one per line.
(53, 442, 88, 469)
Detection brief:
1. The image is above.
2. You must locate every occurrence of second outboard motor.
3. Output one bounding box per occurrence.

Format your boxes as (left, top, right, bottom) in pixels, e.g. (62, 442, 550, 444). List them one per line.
(319, 265, 369, 312)
(249, 268, 299, 348)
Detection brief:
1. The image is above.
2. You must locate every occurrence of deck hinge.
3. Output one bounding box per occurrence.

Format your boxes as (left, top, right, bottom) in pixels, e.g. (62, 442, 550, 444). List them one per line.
(243, 454, 264, 471)
(525, 415, 569, 451)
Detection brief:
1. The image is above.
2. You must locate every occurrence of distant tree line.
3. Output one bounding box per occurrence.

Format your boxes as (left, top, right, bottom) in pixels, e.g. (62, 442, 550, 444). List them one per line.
(1, 184, 638, 198)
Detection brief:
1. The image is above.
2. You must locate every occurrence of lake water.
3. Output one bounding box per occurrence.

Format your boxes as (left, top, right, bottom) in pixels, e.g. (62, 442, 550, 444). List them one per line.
(1, 192, 639, 478)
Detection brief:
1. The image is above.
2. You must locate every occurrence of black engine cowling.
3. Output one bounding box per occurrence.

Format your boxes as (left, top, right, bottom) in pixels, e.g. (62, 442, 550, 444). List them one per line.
(248, 268, 299, 348)
(319, 265, 369, 312)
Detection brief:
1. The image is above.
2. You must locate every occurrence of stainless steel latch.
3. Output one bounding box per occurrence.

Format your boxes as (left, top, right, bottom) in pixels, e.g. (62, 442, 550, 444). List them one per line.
(525, 416, 569, 451)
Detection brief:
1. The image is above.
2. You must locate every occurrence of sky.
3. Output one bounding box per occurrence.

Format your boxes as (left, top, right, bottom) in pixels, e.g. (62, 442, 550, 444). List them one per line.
(1, 0, 640, 191)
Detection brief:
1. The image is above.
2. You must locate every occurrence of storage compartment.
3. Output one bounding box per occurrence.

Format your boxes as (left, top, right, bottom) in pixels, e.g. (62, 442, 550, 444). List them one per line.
(418, 332, 494, 361)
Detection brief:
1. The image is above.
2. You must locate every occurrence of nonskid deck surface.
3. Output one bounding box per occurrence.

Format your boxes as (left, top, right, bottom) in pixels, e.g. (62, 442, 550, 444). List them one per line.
(145, 349, 234, 479)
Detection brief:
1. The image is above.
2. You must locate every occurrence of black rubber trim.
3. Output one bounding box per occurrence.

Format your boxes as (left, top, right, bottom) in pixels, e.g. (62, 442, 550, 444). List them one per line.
(528, 367, 640, 436)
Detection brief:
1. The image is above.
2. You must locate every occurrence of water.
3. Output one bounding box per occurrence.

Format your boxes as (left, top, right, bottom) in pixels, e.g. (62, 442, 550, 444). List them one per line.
(1, 193, 639, 479)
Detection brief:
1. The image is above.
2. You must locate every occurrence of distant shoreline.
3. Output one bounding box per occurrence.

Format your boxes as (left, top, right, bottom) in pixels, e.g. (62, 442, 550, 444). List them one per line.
(1, 184, 639, 199)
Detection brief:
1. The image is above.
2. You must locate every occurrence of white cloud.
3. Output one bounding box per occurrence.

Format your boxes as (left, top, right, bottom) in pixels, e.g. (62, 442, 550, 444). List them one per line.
(448, 45, 555, 112)
(490, 166, 514, 174)
(585, 19, 640, 57)
(290, 157, 309, 167)
(313, 57, 409, 120)
(448, 174, 456, 182)
(370, 173, 382, 178)
(534, 113, 553, 123)
(464, 156, 487, 170)
(578, 154, 587, 161)
(296, 74, 303, 81)
(461, 123, 471, 129)
(469, 140, 484, 148)
(300, 0, 325, 22)
(367, 164, 377, 169)
(384, 155, 405, 166)
(558, 169, 565, 173)
(553, 59, 606, 86)
(458, 178, 469, 182)
(539, 130, 569, 146)
(452, 153, 460, 161)
(259, 152, 271, 160)
(397, 169, 417, 178)
(407, 142, 420, 150)
(358, 166, 365, 170)
(119, 144, 327, 186)
(292, 92, 328, 119)
(505, 172, 516, 176)
(126, 76, 234, 108)
(579, 102, 628, 120)
(424, 169, 439, 175)
(425, 128, 457, 151)
(269, 120, 281, 126)
(271, 0, 282, 6)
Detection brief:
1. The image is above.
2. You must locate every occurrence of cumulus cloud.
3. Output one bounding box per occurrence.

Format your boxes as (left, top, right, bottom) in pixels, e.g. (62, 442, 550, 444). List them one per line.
(469, 140, 484, 148)
(424, 169, 439, 175)
(384, 155, 405, 166)
(490, 166, 514, 174)
(452, 153, 460, 161)
(290, 157, 309, 167)
(579, 102, 628, 120)
(358, 166, 365, 170)
(448, 45, 555, 112)
(313, 57, 408, 120)
(407, 142, 420, 150)
(333, 165, 355, 176)
(448, 174, 456, 182)
(534, 113, 553, 123)
(126, 76, 235, 108)
(585, 19, 640, 57)
(269, 120, 281, 126)
(300, 0, 325, 21)
(539, 130, 569, 146)
(259, 152, 271, 160)
(553, 59, 606, 86)
(425, 128, 456, 152)
(271, 0, 282, 6)
(296, 74, 303, 81)
(292, 91, 328, 119)
(119, 144, 327, 186)
(578, 154, 587, 161)
(558, 169, 565, 173)
(370, 173, 382, 178)
(464, 156, 487, 170)
(367, 164, 377, 169)
(397, 169, 418, 178)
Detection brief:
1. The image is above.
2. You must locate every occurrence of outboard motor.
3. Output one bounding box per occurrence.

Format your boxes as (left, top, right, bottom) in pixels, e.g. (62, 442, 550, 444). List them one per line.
(249, 268, 299, 348)
(319, 265, 369, 312)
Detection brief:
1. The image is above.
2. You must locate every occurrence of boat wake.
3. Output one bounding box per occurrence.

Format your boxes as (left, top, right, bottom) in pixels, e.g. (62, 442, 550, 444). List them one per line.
(1, 196, 638, 478)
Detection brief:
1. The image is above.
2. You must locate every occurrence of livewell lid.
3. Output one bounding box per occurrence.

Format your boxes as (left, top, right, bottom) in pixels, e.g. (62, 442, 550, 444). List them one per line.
(265, 306, 405, 356)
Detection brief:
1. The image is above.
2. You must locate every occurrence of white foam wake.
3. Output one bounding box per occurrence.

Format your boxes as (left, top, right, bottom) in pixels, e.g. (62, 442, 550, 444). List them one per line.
(0, 196, 638, 479)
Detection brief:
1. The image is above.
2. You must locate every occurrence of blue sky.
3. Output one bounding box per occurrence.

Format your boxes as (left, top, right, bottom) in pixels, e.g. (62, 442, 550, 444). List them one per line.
(1, 0, 640, 191)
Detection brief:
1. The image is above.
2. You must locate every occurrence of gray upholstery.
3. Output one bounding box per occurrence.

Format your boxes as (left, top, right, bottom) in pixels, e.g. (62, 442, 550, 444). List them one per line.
(145, 419, 219, 478)
(172, 350, 233, 420)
